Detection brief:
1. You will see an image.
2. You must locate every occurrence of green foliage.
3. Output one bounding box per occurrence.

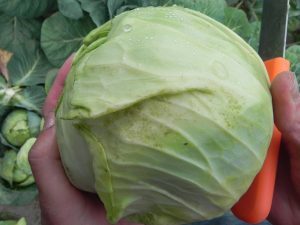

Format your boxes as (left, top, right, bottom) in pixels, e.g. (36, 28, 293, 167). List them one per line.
(8, 42, 53, 87)
(0, 14, 41, 51)
(58, 0, 84, 19)
(171, 0, 226, 21)
(79, 0, 108, 26)
(286, 45, 300, 82)
(0, 0, 56, 18)
(41, 12, 96, 67)
(224, 7, 251, 38)
(44, 69, 59, 94)
(0, 181, 37, 205)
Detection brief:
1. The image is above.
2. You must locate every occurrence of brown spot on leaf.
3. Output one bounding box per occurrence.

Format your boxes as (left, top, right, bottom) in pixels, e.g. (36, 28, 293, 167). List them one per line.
(0, 49, 13, 81)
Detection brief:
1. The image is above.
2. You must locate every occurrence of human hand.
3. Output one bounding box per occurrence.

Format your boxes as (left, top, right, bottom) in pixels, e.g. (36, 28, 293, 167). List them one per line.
(268, 72, 300, 225)
(29, 55, 141, 225)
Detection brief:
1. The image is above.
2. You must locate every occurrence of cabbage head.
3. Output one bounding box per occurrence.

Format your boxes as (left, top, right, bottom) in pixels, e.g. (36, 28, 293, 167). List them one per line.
(56, 6, 273, 225)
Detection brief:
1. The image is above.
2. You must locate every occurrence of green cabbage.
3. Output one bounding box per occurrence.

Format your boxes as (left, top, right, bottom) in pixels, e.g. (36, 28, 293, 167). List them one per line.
(0, 138, 36, 187)
(56, 6, 273, 225)
(1, 109, 41, 147)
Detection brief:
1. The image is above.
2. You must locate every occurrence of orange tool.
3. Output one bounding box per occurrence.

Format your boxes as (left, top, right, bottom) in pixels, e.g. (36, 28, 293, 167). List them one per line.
(232, 0, 290, 223)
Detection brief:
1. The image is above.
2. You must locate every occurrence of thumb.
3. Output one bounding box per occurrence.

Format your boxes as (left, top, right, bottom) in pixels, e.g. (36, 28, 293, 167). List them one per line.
(29, 126, 76, 196)
(271, 72, 300, 135)
(271, 72, 300, 162)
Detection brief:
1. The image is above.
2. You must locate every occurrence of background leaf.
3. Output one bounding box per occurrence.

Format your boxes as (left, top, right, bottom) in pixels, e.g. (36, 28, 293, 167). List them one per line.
(116, 4, 138, 15)
(108, 0, 227, 21)
(0, 0, 57, 18)
(0, 106, 9, 122)
(79, 0, 109, 26)
(0, 76, 6, 88)
(224, 7, 251, 40)
(246, 21, 261, 51)
(0, 95, 10, 131)
(58, 0, 84, 19)
(0, 182, 37, 205)
(225, 0, 240, 6)
(291, 0, 300, 10)
(0, 134, 18, 151)
(11, 86, 46, 114)
(286, 45, 300, 83)
(44, 69, 59, 94)
(41, 12, 96, 67)
(170, 0, 226, 22)
(105, 0, 226, 21)
(0, 14, 41, 52)
(7, 42, 53, 87)
(107, 0, 125, 18)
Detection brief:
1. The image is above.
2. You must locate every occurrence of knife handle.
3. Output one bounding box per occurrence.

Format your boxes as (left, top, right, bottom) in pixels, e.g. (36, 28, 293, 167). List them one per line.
(232, 57, 290, 224)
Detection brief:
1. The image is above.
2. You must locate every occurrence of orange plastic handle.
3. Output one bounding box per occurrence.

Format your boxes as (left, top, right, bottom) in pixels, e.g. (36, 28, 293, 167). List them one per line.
(232, 57, 290, 224)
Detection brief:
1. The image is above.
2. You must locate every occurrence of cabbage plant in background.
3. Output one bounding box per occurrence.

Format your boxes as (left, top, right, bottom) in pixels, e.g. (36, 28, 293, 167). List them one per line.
(56, 6, 273, 225)
(0, 138, 36, 188)
(1, 110, 40, 147)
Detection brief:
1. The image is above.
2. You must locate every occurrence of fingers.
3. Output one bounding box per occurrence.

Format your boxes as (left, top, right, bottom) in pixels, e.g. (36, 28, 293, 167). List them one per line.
(29, 126, 77, 199)
(29, 126, 93, 224)
(43, 54, 74, 129)
(271, 72, 300, 134)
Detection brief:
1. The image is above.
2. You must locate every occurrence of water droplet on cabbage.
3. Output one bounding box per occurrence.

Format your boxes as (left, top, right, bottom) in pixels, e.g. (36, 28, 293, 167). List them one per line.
(123, 24, 132, 32)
